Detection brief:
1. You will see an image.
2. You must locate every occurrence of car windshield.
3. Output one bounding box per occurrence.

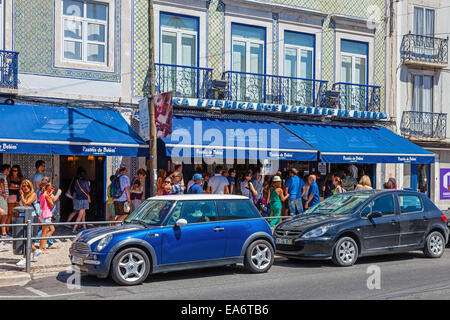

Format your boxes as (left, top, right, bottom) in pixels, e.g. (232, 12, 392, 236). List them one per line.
(124, 200, 175, 226)
(305, 193, 373, 216)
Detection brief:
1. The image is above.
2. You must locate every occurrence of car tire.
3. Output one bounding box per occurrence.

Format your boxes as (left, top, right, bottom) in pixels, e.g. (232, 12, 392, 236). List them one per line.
(423, 231, 445, 259)
(244, 239, 274, 273)
(111, 247, 151, 286)
(332, 237, 358, 267)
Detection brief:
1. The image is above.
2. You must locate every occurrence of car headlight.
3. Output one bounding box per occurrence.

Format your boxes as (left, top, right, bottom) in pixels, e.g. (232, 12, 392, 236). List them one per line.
(95, 234, 113, 252)
(301, 226, 329, 239)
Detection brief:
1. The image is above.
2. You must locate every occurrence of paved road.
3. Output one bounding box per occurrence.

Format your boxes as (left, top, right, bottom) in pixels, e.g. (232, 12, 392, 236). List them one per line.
(1, 250, 450, 300)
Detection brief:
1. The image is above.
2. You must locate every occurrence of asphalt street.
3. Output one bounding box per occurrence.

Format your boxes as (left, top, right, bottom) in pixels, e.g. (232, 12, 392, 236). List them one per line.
(2, 249, 450, 300)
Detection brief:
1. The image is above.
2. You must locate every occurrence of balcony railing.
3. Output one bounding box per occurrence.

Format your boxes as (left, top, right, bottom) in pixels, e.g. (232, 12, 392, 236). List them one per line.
(0, 50, 18, 89)
(223, 71, 328, 108)
(400, 111, 447, 139)
(332, 82, 382, 113)
(400, 33, 448, 66)
(155, 63, 213, 99)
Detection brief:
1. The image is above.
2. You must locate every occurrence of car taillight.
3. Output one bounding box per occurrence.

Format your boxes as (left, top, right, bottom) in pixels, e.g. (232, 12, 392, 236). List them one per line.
(441, 214, 447, 224)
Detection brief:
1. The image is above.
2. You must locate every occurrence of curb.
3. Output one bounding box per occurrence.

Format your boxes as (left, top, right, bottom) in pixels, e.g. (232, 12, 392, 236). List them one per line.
(0, 263, 72, 287)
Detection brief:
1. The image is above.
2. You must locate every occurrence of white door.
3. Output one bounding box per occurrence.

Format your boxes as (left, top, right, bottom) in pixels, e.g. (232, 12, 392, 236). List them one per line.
(284, 45, 313, 105)
(341, 53, 367, 110)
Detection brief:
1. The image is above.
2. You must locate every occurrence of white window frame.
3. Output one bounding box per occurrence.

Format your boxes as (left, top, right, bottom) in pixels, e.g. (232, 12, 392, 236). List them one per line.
(413, 6, 435, 37)
(231, 35, 265, 74)
(55, 0, 114, 72)
(411, 73, 434, 113)
(283, 44, 313, 79)
(62, 0, 108, 65)
(160, 22, 198, 67)
(340, 51, 367, 85)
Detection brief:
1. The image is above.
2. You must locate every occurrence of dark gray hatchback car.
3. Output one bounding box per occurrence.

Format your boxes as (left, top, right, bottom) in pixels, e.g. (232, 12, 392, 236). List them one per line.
(274, 190, 449, 266)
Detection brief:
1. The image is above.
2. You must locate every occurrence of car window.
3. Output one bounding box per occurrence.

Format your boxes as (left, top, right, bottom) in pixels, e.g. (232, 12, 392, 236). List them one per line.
(125, 200, 174, 226)
(166, 201, 218, 225)
(399, 195, 423, 213)
(360, 204, 371, 217)
(372, 195, 395, 216)
(216, 200, 261, 220)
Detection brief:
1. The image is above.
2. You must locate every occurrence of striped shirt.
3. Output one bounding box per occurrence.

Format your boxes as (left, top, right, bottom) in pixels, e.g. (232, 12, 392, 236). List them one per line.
(171, 182, 184, 195)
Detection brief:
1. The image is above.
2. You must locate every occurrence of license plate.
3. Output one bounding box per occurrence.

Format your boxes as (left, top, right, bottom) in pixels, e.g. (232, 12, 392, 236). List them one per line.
(276, 238, 293, 245)
(72, 256, 84, 265)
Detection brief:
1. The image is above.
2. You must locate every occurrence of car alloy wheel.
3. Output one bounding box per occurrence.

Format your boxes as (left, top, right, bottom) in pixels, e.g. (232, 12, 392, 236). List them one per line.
(250, 243, 272, 271)
(338, 240, 356, 264)
(430, 234, 444, 256)
(117, 252, 147, 283)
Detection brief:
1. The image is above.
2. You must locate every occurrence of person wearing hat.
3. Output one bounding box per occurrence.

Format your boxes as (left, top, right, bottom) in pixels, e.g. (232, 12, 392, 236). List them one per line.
(266, 175, 289, 228)
(187, 174, 204, 194)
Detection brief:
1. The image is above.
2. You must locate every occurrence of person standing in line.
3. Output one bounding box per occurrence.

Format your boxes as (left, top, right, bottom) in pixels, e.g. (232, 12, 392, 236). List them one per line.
(202, 172, 211, 192)
(240, 171, 257, 200)
(349, 164, 358, 180)
(7, 165, 23, 231)
(227, 169, 237, 195)
(332, 176, 344, 195)
(323, 173, 335, 199)
(33, 160, 46, 191)
(130, 169, 147, 211)
(388, 177, 397, 190)
(187, 174, 204, 194)
(170, 172, 184, 195)
(305, 175, 320, 210)
(342, 169, 357, 191)
(170, 165, 185, 191)
(207, 166, 230, 194)
(156, 169, 167, 196)
(252, 170, 264, 206)
(106, 175, 116, 220)
(163, 177, 172, 195)
(112, 167, 131, 221)
(38, 183, 55, 253)
(71, 167, 90, 233)
(285, 169, 305, 216)
(355, 175, 373, 190)
(267, 176, 289, 228)
(16, 180, 41, 266)
(0, 165, 10, 245)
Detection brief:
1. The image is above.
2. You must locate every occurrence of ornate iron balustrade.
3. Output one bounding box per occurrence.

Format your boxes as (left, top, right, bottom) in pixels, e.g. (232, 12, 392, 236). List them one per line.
(155, 63, 213, 99)
(0, 50, 18, 89)
(400, 33, 448, 65)
(332, 82, 382, 113)
(223, 71, 328, 108)
(400, 111, 447, 139)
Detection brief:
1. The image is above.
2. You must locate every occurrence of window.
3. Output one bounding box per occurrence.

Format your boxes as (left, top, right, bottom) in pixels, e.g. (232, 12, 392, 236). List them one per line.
(414, 7, 435, 37)
(341, 40, 368, 85)
(124, 200, 175, 226)
(167, 201, 218, 225)
(398, 195, 423, 214)
(160, 13, 198, 67)
(62, 0, 108, 63)
(412, 74, 433, 113)
(216, 200, 261, 220)
(372, 195, 395, 216)
(284, 31, 314, 79)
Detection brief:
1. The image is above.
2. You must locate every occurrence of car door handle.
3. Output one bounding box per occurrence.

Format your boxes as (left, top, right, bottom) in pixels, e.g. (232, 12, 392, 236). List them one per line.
(423, 216, 429, 221)
(213, 227, 225, 232)
(391, 220, 398, 225)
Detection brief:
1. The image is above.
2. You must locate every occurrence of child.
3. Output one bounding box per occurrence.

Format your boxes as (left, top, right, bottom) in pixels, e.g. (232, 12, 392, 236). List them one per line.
(39, 183, 55, 253)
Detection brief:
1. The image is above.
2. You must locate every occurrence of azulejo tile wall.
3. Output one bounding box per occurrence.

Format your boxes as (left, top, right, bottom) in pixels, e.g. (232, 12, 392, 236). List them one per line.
(132, 0, 386, 106)
(13, 0, 121, 82)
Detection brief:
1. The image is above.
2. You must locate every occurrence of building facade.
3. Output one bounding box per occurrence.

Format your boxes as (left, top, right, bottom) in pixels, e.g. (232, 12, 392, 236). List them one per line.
(392, 0, 450, 209)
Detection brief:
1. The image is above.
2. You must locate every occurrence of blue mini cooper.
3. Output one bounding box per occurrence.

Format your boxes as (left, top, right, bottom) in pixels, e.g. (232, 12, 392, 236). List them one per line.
(69, 195, 275, 285)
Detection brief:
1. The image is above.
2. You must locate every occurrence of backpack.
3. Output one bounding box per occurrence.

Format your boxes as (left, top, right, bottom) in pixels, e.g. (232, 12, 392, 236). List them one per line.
(110, 174, 125, 199)
(32, 199, 42, 217)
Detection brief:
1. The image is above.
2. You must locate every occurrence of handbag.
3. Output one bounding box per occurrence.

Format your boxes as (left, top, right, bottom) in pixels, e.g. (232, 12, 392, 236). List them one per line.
(77, 179, 91, 203)
(65, 178, 75, 199)
(31, 200, 42, 217)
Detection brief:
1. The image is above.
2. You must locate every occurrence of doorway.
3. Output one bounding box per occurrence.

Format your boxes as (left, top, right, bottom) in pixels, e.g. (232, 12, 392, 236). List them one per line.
(60, 155, 105, 222)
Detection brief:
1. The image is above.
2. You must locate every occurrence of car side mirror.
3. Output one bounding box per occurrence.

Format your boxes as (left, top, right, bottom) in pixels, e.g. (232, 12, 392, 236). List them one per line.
(368, 211, 382, 220)
(174, 218, 188, 230)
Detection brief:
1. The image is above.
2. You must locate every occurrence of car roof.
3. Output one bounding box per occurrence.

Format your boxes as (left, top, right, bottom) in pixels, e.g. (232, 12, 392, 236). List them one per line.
(146, 194, 250, 201)
(343, 189, 425, 196)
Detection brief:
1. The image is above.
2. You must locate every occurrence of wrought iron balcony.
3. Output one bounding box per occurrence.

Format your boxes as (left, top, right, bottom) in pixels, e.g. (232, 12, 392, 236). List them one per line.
(400, 111, 447, 139)
(0, 50, 19, 89)
(155, 63, 213, 99)
(400, 33, 448, 67)
(332, 82, 382, 112)
(223, 71, 328, 108)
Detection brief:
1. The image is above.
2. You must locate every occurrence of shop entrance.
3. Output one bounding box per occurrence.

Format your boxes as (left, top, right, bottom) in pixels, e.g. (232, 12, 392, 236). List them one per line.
(60, 155, 105, 222)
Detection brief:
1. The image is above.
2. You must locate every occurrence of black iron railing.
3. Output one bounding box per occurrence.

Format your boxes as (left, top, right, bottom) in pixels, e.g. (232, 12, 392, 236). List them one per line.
(332, 82, 382, 113)
(400, 111, 447, 139)
(400, 33, 448, 65)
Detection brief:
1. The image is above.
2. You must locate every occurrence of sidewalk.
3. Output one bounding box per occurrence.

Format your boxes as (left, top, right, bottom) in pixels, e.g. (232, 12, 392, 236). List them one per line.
(0, 227, 73, 287)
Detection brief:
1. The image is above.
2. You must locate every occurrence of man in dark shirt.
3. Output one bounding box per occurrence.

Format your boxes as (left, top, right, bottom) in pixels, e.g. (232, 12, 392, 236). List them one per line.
(188, 174, 204, 194)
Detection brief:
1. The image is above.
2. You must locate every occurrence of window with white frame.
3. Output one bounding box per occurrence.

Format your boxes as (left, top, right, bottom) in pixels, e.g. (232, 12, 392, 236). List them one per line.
(340, 39, 368, 85)
(412, 74, 433, 113)
(284, 31, 314, 79)
(62, 0, 108, 64)
(413, 6, 435, 37)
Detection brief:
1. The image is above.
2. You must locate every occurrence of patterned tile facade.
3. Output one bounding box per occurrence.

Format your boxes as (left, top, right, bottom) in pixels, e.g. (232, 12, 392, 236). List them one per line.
(13, 0, 121, 82)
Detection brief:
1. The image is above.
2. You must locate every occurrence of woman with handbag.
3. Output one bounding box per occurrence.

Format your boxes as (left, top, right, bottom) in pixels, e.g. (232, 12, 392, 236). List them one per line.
(16, 180, 42, 266)
(68, 167, 90, 234)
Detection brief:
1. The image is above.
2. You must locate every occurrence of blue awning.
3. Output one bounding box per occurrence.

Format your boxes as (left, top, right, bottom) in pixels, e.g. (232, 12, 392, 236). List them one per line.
(162, 116, 317, 161)
(0, 104, 148, 157)
(281, 123, 435, 164)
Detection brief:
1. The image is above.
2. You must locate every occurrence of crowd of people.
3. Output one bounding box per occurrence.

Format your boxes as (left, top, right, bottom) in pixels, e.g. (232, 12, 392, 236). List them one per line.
(0, 161, 62, 266)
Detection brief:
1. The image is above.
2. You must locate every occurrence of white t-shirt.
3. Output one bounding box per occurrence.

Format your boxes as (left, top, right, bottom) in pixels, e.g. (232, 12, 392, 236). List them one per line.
(349, 164, 358, 180)
(208, 174, 229, 194)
